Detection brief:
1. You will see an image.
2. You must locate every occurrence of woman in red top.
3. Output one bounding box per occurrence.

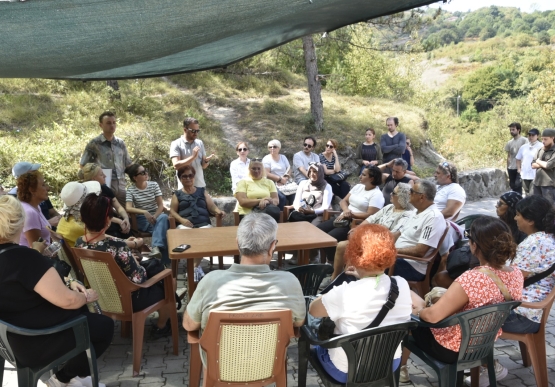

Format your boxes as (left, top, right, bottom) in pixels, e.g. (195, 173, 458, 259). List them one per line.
(400, 216, 523, 383)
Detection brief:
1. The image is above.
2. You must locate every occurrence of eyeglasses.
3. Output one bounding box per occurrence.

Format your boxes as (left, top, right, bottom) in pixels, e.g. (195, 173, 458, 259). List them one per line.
(495, 200, 506, 208)
(251, 158, 263, 162)
(250, 167, 262, 171)
(180, 174, 194, 180)
(441, 162, 451, 171)
(187, 128, 201, 134)
(237, 147, 248, 152)
(135, 170, 148, 176)
(409, 188, 423, 195)
(268, 145, 278, 149)
(303, 143, 313, 148)
(326, 144, 334, 148)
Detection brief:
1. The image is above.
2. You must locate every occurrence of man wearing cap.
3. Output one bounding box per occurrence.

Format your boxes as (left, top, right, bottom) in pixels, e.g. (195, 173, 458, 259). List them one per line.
(532, 128, 555, 204)
(293, 136, 320, 184)
(9, 162, 61, 228)
(80, 111, 132, 207)
(516, 128, 543, 197)
(505, 122, 528, 194)
(170, 117, 215, 190)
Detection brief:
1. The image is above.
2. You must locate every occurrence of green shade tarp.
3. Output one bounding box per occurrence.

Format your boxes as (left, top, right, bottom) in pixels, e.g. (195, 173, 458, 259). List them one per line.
(0, 0, 442, 80)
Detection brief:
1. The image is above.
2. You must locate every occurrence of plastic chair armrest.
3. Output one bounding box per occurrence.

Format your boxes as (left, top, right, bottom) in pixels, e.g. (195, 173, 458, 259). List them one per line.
(518, 300, 547, 310)
(136, 269, 172, 288)
(410, 314, 460, 329)
(168, 216, 176, 229)
(300, 325, 344, 348)
(323, 210, 340, 222)
(187, 330, 200, 344)
(397, 253, 435, 263)
(6, 315, 87, 337)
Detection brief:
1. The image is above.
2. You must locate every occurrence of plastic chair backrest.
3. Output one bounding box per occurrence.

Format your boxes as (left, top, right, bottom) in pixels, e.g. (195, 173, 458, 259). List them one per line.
(339, 321, 418, 384)
(72, 248, 135, 317)
(286, 264, 334, 296)
(455, 214, 481, 230)
(200, 310, 295, 385)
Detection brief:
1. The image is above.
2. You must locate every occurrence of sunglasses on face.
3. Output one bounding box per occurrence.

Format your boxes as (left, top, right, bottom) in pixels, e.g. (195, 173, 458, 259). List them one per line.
(326, 144, 334, 148)
(391, 191, 398, 196)
(268, 145, 278, 149)
(180, 173, 194, 180)
(237, 147, 248, 152)
(303, 143, 313, 148)
(495, 201, 507, 208)
(251, 158, 263, 162)
(187, 128, 201, 134)
(409, 188, 423, 195)
(464, 229, 472, 240)
(135, 170, 148, 176)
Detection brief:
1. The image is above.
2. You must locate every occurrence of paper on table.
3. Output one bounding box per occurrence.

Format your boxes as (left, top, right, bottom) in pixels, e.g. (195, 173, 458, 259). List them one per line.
(102, 169, 112, 182)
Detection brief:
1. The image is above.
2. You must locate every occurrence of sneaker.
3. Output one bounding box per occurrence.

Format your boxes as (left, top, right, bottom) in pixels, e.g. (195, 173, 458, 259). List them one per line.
(74, 377, 106, 387)
(399, 365, 410, 383)
(150, 320, 172, 340)
(148, 246, 162, 259)
(194, 266, 205, 283)
(464, 360, 508, 387)
(45, 375, 82, 387)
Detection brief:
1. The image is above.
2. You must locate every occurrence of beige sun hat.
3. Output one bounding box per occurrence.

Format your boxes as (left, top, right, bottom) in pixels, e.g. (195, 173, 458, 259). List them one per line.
(60, 181, 102, 207)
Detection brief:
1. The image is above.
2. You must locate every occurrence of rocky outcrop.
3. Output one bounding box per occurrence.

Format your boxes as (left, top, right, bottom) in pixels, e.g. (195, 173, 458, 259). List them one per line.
(458, 168, 508, 201)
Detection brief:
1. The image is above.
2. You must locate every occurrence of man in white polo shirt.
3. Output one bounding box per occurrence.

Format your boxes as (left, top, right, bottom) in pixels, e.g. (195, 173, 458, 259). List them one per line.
(392, 179, 446, 281)
(516, 128, 543, 197)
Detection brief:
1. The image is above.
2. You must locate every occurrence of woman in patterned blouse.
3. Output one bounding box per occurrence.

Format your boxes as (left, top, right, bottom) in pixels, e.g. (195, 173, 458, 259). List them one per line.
(75, 194, 174, 339)
(505, 195, 555, 333)
(399, 217, 523, 383)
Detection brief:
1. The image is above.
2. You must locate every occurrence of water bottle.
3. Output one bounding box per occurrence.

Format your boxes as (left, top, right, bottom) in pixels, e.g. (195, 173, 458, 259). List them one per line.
(43, 241, 62, 257)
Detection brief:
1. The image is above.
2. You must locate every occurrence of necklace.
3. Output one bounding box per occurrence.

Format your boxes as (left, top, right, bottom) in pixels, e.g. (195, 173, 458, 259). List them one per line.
(83, 228, 106, 244)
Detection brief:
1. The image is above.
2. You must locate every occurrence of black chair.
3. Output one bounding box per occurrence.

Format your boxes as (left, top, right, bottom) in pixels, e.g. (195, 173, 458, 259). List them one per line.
(285, 264, 334, 296)
(404, 301, 520, 387)
(0, 315, 99, 387)
(298, 321, 418, 387)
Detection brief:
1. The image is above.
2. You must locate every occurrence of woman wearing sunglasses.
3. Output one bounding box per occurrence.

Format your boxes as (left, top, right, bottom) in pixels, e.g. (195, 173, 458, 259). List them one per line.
(400, 216, 523, 383)
(319, 139, 351, 199)
(263, 139, 295, 209)
(229, 141, 250, 193)
(170, 165, 224, 280)
(125, 164, 170, 264)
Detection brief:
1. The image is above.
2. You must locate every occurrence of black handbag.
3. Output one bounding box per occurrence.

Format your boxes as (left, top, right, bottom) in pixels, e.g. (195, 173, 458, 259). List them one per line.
(446, 246, 480, 279)
(288, 210, 317, 223)
(327, 171, 350, 183)
(251, 203, 281, 222)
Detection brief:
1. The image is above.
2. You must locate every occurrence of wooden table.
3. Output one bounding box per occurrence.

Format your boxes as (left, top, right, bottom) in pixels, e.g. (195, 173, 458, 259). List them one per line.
(167, 221, 337, 299)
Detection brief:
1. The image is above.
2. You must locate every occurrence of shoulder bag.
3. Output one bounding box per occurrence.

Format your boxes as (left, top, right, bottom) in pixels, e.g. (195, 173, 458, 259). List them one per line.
(327, 170, 350, 184)
(476, 267, 513, 301)
(523, 262, 555, 288)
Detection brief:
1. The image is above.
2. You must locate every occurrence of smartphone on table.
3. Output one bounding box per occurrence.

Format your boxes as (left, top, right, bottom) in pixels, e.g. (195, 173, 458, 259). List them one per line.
(172, 244, 191, 253)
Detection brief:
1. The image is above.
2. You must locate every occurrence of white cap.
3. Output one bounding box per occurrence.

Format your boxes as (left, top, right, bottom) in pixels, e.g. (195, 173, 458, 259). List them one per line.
(60, 181, 101, 207)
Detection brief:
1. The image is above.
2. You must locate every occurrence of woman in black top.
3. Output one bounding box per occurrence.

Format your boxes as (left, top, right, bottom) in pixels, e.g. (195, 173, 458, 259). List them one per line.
(355, 128, 383, 174)
(319, 139, 351, 199)
(0, 195, 113, 387)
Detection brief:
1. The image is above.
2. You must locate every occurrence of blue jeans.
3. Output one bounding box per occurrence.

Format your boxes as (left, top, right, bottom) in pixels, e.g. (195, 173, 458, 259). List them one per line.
(314, 345, 400, 383)
(136, 213, 169, 265)
(502, 311, 540, 334)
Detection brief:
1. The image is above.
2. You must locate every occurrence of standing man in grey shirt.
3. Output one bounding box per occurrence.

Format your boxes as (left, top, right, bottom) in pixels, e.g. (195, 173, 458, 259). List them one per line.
(532, 128, 555, 204)
(505, 122, 528, 194)
(80, 111, 132, 207)
(170, 117, 215, 189)
(380, 117, 406, 170)
(293, 136, 320, 184)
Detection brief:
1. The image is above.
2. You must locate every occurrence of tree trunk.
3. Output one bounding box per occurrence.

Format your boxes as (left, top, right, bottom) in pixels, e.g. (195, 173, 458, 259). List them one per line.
(106, 80, 121, 100)
(302, 35, 324, 132)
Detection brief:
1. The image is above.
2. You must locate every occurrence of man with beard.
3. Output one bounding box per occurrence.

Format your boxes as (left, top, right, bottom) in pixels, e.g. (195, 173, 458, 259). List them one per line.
(505, 122, 527, 194)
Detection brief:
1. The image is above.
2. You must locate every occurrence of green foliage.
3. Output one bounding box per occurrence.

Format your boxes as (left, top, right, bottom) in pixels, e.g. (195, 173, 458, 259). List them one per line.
(462, 65, 518, 111)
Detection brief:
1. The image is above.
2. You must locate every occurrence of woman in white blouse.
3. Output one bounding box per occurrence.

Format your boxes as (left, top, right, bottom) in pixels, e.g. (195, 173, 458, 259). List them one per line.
(229, 141, 250, 193)
(263, 139, 295, 209)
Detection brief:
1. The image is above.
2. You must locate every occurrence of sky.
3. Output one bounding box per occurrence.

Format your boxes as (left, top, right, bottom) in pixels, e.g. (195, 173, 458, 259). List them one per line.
(428, 0, 555, 13)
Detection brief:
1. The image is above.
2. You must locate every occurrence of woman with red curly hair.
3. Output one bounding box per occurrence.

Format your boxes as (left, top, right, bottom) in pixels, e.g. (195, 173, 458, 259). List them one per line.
(309, 224, 413, 383)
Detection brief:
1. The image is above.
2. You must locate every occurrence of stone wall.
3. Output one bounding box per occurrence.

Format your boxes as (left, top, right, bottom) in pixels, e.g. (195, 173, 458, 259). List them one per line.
(457, 168, 509, 201)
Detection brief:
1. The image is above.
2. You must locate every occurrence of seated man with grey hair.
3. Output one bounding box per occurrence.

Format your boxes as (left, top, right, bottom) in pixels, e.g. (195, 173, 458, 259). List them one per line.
(391, 179, 446, 281)
(377, 158, 416, 205)
(183, 212, 306, 334)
